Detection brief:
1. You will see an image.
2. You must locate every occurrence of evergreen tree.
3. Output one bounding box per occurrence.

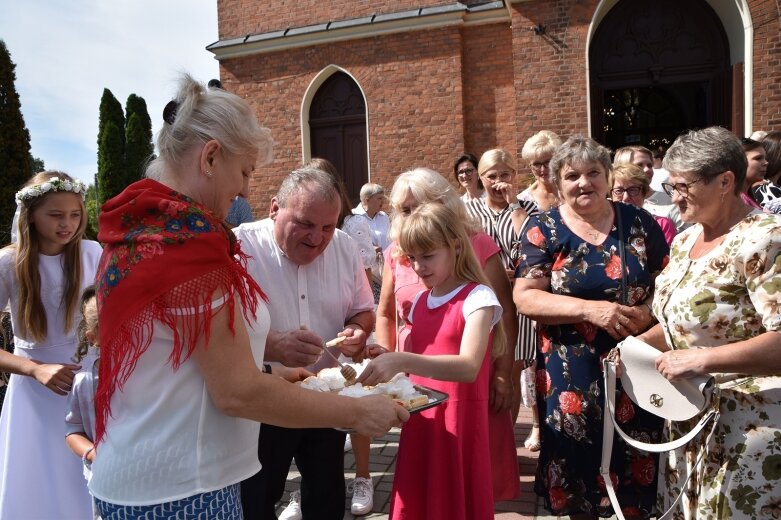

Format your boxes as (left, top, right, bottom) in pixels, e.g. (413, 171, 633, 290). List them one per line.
(0, 40, 32, 244)
(124, 93, 154, 182)
(30, 155, 45, 173)
(97, 121, 126, 205)
(84, 182, 99, 241)
(96, 89, 125, 205)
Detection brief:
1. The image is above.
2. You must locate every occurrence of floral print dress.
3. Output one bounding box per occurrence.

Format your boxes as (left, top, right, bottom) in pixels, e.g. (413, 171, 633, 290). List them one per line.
(653, 211, 781, 519)
(517, 202, 669, 517)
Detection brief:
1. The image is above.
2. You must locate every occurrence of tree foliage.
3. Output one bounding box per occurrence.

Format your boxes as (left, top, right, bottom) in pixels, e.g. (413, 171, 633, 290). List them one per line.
(84, 182, 99, 241)
(97, 121, 126, 206)
(30, 155, 44, 173)
(124, 92, 154, 183)
(96, 89, 125, 206)
(0, 40, 32, 245)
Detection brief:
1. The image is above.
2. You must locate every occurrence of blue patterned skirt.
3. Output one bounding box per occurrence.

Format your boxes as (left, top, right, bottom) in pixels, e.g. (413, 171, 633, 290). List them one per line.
(95, 484, 242, 520)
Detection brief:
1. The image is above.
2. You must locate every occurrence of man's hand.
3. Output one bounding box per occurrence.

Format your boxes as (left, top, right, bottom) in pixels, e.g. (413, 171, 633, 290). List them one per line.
(266, 329, 324, 367)
(364, 343, 390, 359)
(335, 326, 368, 358)
(351, 395, 409, 437)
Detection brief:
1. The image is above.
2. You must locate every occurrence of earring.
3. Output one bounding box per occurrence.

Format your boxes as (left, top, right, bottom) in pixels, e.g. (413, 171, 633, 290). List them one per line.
(721, 191, 726, 203)
(205, 171, 213, 178)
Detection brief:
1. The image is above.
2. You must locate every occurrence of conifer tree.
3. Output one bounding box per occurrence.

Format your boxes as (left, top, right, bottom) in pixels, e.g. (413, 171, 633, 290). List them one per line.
(125, 93, 153, 183)
(0, 40, 32, 244)
(96, 89, 125, 205)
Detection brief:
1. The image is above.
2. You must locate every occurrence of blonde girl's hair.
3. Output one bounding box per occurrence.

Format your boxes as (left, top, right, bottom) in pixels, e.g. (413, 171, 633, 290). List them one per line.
(9, 171, 88, 342)
(397, 203, 507, 358)
(609, 163, 651, 198)
(74, 285, 98, 363)
(388, 167, 481, 241)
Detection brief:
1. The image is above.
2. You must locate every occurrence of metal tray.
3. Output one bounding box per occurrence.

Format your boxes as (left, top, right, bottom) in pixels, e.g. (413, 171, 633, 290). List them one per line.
(405, 384, 449, 414)
(335, 385, 448, 432)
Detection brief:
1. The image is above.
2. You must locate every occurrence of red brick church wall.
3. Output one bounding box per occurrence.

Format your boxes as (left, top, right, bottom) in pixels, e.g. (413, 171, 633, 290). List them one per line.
(215, 0, 781, 215)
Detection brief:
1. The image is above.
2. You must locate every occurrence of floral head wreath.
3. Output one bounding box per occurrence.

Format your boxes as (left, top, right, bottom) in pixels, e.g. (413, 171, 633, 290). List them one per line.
(15, 178, 88, 206)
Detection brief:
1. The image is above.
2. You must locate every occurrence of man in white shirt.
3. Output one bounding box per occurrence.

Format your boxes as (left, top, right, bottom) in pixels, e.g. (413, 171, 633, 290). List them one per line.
(236, 167, 375, 519)
(352, 183, 391, 252)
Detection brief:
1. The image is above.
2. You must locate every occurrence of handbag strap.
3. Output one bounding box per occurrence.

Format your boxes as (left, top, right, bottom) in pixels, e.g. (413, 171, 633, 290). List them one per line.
(614, 202, 628, 305)
(601, 358, 720, 519)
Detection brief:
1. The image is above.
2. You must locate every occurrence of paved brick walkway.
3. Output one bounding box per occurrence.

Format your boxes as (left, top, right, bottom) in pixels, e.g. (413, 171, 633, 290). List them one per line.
(277, 406, 559, 519)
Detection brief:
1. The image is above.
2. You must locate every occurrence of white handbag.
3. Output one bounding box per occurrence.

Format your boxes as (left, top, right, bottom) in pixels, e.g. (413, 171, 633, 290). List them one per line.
(601, 338, 720, 520)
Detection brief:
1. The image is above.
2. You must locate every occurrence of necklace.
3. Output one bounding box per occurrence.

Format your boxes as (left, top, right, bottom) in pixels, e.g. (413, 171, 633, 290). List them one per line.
(562, 202, 614, 242)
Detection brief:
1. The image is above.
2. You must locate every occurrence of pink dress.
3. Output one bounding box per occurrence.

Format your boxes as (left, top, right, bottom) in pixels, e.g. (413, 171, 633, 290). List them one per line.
(390, 283, 493, 520)
(386, 232, 520, 501)
(653, 215, 677, 245)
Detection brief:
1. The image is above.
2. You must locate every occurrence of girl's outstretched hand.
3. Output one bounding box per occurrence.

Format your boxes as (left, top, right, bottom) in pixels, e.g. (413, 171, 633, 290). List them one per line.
(357, 352, 406, 387)
(31, 362, 81, 395)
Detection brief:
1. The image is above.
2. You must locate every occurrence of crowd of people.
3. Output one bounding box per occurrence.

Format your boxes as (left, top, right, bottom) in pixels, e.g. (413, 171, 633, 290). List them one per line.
(0, 73, 779, 520)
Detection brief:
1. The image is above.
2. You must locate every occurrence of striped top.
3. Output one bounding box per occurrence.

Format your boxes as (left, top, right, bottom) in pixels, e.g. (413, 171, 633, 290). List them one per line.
(465, 197, 539, 270)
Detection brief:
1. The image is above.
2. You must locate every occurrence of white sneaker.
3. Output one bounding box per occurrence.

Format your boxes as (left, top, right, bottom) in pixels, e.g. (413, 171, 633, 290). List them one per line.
(278, 490, 302, 520)
(350, 477, 374, 515)
(344, 435, 352, 452)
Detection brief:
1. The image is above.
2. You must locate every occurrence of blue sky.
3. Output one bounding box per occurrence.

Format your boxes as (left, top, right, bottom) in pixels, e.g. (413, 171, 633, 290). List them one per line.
(1, 0, 219, 186)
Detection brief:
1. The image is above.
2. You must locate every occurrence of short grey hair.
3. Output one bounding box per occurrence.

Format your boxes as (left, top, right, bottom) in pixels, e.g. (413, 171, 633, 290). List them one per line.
(663, 126, 746, 194)
(359, 183, 384, 202)
(276, 167, 338, 208)
(548, 135, 612, 187)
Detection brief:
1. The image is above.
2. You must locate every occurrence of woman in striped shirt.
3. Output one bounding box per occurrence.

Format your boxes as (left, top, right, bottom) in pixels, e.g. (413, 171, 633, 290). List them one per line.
(465, 149, 538, 432)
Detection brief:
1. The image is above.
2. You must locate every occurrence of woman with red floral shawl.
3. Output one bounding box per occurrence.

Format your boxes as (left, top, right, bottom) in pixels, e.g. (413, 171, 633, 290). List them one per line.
(88, 74, 407, 519)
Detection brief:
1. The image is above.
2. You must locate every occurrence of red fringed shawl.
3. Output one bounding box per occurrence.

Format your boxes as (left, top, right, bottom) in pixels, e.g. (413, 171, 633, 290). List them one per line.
(94, 179, 265, 444)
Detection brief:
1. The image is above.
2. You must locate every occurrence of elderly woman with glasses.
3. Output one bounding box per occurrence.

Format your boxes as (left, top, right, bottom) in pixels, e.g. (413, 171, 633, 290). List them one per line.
(519, 131, 563, 212)
(514, 136, 669, 519)
(453, 153, 484, 202)
(609, 163, 677, 245)
(633, 126, 781, 519)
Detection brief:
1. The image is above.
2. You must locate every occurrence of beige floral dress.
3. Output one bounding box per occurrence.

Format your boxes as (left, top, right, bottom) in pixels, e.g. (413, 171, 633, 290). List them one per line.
(652, 212, 781, 519)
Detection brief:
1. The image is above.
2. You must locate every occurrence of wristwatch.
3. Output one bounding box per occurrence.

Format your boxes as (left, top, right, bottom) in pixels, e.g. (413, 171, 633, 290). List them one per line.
(508, 202, 523, 212)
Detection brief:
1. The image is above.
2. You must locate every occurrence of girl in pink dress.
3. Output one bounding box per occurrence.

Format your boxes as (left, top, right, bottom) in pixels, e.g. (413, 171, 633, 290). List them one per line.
(374, 167, 520, 502)
(360, 203, 506, 520)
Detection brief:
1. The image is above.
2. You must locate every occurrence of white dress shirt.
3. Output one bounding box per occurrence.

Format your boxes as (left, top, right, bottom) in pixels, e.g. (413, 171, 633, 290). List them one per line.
(234, 218, 374, 373)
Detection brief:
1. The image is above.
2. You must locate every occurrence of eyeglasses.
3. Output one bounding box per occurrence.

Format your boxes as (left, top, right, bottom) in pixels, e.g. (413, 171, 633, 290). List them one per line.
(661, 178, 703, 197)
(482, 171, 514, 182)
(611, 186, 643, 198)
(531, 160, 551, 170)
(457, 167, 476, 177)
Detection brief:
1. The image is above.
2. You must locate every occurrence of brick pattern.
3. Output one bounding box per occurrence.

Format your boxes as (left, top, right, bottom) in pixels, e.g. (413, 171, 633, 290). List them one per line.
(748, 0, 781, 129)
(217, 0, 456, 39)
(215, 0, 781, 216)
(221, 28, 465, 213)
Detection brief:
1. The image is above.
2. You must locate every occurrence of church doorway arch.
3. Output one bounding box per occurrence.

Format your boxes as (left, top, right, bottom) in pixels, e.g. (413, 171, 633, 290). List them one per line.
(589, 0, 739, 151)
(308, 71, 368, 204)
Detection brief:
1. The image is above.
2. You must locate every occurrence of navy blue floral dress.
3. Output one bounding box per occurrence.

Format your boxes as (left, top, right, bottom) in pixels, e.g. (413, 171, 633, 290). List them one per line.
(516, 202, 669, 518)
